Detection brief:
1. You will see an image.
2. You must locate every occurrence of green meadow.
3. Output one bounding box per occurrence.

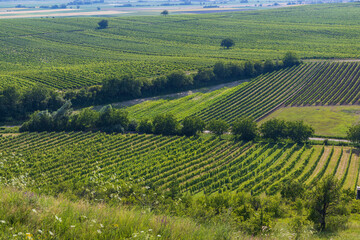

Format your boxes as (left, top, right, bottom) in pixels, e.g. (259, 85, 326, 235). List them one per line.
(262, 105, 360, 137)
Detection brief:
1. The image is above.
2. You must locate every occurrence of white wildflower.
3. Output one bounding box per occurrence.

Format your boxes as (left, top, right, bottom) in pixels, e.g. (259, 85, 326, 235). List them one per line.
(157, 235, 161, 237)
(0, 220, 5, 224)
(71, 225, 76, 228)
(38, 230, 43, 234)
(97, 229, 102, 234)
(18, 232, 23, 235)
(100, 223, 104, 228)
(91, 219, 97, 223)
(49, 231, 54, 236)
(55, 215, 62, 222)
(148, 229, 153, 232)
(32, 209, 37, 213)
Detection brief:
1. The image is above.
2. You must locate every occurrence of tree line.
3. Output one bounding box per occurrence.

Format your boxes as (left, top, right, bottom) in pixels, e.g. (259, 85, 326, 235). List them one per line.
(20, 102, 129, 133)
(0, 52, 301, 123)
(66, 52, 301, 107)
(0, 85, 65, 122)
(20, 101, 314, 143)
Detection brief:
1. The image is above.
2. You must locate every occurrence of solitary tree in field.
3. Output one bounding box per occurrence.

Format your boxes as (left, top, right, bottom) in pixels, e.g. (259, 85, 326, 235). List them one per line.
(221, 38, 235, 49)
(97, 19, 108, 29)
(161, 10, 169, 16)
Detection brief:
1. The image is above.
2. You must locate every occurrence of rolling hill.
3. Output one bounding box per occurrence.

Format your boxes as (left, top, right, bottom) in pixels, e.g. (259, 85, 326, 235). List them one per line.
(1, 3, 360, 90)
(126, 61, 360, 124)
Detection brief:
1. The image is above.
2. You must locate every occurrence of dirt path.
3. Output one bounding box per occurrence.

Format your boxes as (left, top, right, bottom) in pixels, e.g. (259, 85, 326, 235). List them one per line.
(309, 137, 350, 143)
(303, 59, 360, 63)
(91, 79, 249, 110)
(0, 10, 128, 19)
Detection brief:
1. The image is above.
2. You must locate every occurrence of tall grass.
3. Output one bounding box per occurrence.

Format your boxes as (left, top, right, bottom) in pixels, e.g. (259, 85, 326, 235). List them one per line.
(0, 186, 240, 240)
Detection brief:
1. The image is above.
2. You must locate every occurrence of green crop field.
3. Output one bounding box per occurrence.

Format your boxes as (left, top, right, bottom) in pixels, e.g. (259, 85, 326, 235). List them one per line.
(0, 132, 358, 196)
(126, 61, 360, 123)
(1, 3, 360, 90)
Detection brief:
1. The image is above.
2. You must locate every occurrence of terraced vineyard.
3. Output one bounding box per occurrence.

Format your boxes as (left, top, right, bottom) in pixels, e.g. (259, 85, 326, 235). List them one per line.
(127, 61, 360, 123)
(0, 132, 359, 195)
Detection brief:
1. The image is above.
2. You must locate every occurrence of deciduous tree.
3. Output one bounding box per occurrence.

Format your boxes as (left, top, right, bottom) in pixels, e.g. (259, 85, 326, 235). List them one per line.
(347, 123, 360, 144)
(283, 51, 301, 67)
(221, 38, 235, 49)
(161, 10, 169, 16)
(232, 117, 258, 141)
(260, 118, 287, 141)
(181, 116, 205, 136)
(208, 119, 229, 137)
(286, 120, 314, 143)
(98, 19, 108, 29)
(308, 176, 343, 232)
(153, 113, 179, 135)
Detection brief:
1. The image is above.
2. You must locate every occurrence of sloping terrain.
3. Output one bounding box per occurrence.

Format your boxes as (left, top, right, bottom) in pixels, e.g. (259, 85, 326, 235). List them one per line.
(0, 132, 358, 196)
(127, 61, 360, 122)
(1, 3, 360, 90)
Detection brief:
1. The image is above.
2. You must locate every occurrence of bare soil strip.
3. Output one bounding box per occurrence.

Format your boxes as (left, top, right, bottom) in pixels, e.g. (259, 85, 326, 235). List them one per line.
(336, 148, 351, 180)
(305, 146, 331, 184)
(344, 152, 359, 189)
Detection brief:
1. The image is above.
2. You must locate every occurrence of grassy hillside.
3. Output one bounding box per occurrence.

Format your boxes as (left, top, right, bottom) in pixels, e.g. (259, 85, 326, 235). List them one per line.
(1, 132, 359, 197)
(1, 3, 360, 90)
(126, 61, 360, 123)
(0, 186, 237, 240)
(3, 186, 360, 240)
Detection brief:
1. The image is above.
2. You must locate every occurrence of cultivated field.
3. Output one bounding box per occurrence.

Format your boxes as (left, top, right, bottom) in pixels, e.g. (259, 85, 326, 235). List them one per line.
(1, 132, 358, 197)
(126, 61, 360, 123)
(2, 3, 360, 238)
(1, 3, 360, 90)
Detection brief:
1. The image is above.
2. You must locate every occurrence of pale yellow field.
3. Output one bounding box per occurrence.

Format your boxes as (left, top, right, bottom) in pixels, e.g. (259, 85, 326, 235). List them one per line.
(0, 9, 128, 19)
